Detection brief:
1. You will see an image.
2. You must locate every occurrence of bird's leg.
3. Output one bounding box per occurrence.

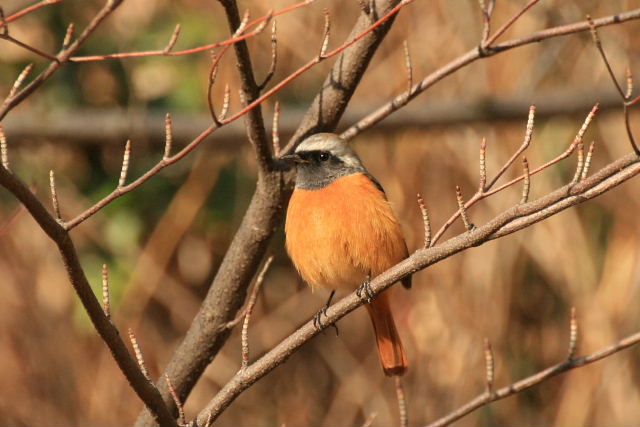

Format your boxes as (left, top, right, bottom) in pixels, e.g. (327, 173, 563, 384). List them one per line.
(313, 290, 339, 335)
(356, 271, 374, 303)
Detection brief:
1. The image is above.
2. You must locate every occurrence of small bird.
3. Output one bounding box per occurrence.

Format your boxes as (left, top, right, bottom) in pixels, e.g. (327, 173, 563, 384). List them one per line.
(283, 133, 411, 376)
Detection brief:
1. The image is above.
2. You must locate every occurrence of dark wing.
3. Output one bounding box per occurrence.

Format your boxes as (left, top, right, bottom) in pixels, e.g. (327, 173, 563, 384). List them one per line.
(365, 172, 412, 290)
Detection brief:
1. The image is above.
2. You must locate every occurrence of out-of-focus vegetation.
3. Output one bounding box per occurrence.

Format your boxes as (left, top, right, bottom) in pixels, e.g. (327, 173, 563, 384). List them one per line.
(1, 0, 640, 425)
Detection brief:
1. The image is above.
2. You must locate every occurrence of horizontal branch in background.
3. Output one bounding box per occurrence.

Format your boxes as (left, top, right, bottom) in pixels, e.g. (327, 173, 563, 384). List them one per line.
(1, 90, 623, 147)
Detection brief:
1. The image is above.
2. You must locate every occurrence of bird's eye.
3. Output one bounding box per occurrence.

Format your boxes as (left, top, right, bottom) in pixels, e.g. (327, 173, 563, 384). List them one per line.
(318, 152, 330, 161)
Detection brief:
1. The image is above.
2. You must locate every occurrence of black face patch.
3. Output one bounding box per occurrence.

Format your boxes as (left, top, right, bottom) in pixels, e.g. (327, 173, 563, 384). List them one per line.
(297, 150, 332, 163)
(294, 150, 362, 190)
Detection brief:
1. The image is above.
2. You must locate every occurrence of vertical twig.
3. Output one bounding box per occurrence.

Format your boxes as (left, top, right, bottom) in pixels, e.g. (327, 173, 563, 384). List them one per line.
(164, 373, 186, 425)
(118, 140, 131, 188)
(62, 23, 75, 49)
(8, 63, 34, 99)
(570, 139, 584, 185)
(219, 84, 231, 121)
(49, 170, 61, 220)
(241, 256, 274, 370)
(128, 328, 150, 381)
(0, 124, 8, 170)
(395, 376, 408, 427)
(567, 307, 578, 360)
(163, 24, 181, 53)
(455, 186, 473, 230)
(403, 40, 413, 97)
(102, 263, 111, 320)
(479, 137, 487, 191)
(484, 338, 494, 393)
(272, 101, 281, 157)
(581, 141, 596, 180)
(416, 193, 431, 248)
(258, 20, 278, 90)
(164, 113, 173, 160)
(318, 9, 330, 59)
(520, 157, 530, 204)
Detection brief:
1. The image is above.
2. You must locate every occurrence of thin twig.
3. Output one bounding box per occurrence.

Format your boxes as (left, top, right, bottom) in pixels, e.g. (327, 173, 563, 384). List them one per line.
(581, 141, 596, 180)
(8, 63, 34, 99)
(484, 0, 542, 48)
(479, 137, 487, 191)
(571, 139, 584, 185)
(163, 24, 181, 53)
(165, 374, 186, 426)
(1, 0, 64, 29)
(0, 124, 8, 170)
(567, 307, 578, 360)
(49, 170, 61, 220)
(484, 338, 494, 393)
(164, 114, 173, 160)
(272, 101, 281, 157)
(395, 376, 408, 427)
(455, 186, 473, 230)
(118, 140, 131, 188)
(319, 9, 331, 59)
(241, 256, 274, 370)
(416, 193, 431, 248)
(520, 157, 530, 204)
(403, 40, 413, 96)
(102, 263, 111, 320)
(258, 21, 278, 91)
(62, 23, 74, 49)
(128, 328, 150, 381)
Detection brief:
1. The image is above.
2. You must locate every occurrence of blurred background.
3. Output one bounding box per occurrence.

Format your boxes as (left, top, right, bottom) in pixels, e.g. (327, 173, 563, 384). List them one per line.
(1, 0, 640, 425)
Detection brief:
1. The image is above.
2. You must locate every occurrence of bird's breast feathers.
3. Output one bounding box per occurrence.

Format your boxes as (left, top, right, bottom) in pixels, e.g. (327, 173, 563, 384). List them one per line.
(285, 173, 408, 290)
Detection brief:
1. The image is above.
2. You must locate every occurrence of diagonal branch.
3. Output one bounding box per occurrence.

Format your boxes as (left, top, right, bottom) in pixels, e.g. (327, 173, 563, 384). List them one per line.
(426, 329, 640, 427)
(0, 166, 178, 427)
(340, 8, 640, 140)
(193, 149, 640, 425)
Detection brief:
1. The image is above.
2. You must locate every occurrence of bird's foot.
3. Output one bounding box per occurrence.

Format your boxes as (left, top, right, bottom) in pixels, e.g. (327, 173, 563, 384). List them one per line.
(356, 273, 374, 303)
(313, 290, 338, 335)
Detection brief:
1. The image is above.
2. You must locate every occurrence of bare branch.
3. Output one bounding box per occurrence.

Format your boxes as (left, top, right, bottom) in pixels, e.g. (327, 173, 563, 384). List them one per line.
(319, 9, 331, 59)
(118, 140, 131, 188)
(164, 113, 173, 160)
(8, 63, 34, 99)
(341, 9, 640, 141)
(484, 338, 494, 393)
(272, 101, 281, 157)
(416, 193, 431, 249)
(570, 139, 585, 185)
(567, 307, 578, 360)
(479, 137, 487, 191)
(581, 141, 596, 180)
(165, 374, 185, 426)
(102, 263, 111, 320)
(520, 157, 530, 204)
(484, 0, 542, 48)
(0, 124, 8, 170)
(163, 24, 181, 54)
(49, 170, 61, 220)
(62, 23, 74, 49)
(241, 256, 273, 370)
(455, 186, 473, 231)
(257, 21, 278, 91)
(0, 0, 63, 29)
(395, 376, 408, 427)
(129, 329, 150, 381)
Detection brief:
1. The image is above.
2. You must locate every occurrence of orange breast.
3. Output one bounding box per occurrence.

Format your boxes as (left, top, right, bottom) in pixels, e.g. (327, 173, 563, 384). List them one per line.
(285, 173, 409, 291)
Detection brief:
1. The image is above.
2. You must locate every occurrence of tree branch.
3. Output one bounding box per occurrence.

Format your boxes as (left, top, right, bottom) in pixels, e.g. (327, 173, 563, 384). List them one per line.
(135, 0, 404, 424)
(340, 8, 640, 140)
(0, 166, 178, 427)
(426, 330, 640, 427)
(191, 149, 640, 425)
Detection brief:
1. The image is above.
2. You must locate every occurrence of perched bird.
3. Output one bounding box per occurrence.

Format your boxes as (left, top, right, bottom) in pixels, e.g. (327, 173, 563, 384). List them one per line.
(283, 133, 411, 376)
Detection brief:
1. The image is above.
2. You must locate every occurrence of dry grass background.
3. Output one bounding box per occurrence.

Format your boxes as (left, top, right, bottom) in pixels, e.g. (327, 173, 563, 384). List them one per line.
(1, 0, 640, 425)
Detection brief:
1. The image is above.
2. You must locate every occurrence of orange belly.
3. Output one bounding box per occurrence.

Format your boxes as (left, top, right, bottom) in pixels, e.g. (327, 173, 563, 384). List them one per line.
(285, 173, 408, 291)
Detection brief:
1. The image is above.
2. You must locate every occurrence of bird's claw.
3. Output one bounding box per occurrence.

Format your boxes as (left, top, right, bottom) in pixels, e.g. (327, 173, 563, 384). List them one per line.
(313, 290, 339, 336)
(356, 273, 374, 303)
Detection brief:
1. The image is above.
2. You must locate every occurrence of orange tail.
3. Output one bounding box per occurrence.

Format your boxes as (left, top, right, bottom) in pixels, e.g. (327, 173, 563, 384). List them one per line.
(365, 292, 408, 376)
